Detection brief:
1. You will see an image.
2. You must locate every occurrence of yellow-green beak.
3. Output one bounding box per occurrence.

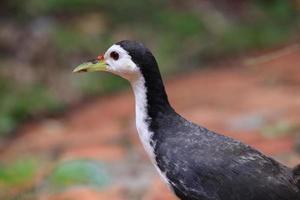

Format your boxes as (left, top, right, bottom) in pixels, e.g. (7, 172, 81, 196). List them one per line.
(72, 59, 107, 73)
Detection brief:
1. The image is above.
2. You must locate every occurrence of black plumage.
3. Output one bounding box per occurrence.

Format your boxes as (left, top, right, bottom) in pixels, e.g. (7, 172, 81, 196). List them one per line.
(117, 40, 300, 200)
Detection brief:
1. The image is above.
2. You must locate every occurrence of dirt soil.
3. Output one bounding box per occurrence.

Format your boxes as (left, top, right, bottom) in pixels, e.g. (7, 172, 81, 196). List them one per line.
(1, 45, 300, 200)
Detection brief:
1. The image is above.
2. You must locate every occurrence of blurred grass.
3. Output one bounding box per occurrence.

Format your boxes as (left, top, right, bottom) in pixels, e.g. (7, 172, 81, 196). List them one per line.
(261, 121, 300, 138)
(0, 158, 110, 199)
(0, 158, 38, 187)
(0, 77, 60, 136)
(48, 160, 110, 189)
(0, 0, 299, 136)
(75, 73, 128, 96)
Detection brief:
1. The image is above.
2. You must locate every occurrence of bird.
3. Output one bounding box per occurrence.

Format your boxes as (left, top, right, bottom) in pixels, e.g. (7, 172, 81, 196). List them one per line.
(73, 40, 300, 200)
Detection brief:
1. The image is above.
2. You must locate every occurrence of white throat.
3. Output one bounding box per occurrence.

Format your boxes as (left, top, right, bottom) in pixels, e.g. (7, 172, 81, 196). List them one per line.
(130, 75, 156, 162)
(130, 75, 170, 186)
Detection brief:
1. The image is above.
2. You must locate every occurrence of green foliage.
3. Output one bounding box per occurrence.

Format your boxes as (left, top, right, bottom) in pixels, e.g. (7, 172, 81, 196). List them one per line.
(74, 73, 128, 96)
(52, 28, 86, 54)
(261, 121, 300, 138)
(0, 158, 38, 187)
(215, 23, 292, 53)
(155, 11, 205, 37)
(21, 0, 103, 16)
(6, 0, 167, 21)
(255, 0, 296, 20)
(0, 78, 60, 135)
(48, 160, 110, 189)
(0, 0, 299, 137)
(51, 26, 112, 56)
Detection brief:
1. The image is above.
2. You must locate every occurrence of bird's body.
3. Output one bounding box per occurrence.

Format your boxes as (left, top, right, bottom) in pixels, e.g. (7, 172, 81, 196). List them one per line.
(74, 40, 300, 200)
(152, 111, 300, 200)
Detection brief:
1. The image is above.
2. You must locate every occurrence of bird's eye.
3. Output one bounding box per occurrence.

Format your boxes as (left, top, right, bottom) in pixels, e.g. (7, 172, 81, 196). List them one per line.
(110, 51, 119, 60)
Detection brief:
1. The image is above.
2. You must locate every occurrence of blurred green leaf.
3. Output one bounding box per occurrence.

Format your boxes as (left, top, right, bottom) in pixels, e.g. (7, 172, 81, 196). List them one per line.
(0, 78, 61, 136)
(261, 121, 300, 138)
(0, 158, 38, 187)
(48, 160, 110, 189)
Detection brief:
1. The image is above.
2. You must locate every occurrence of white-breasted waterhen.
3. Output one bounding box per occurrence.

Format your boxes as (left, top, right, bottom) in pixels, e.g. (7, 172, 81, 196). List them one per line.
(73, 40, 300, 200)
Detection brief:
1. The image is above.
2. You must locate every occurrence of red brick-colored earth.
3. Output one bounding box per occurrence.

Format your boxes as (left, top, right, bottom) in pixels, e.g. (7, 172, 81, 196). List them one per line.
(1, 45, 300, 199)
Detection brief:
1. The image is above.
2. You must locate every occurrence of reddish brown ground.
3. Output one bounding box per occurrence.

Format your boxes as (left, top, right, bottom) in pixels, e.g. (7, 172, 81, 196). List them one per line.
(1, 45, 300, 199)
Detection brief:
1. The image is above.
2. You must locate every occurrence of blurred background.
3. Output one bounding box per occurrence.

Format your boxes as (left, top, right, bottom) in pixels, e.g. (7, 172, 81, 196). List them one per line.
(0, 0, 300, 199)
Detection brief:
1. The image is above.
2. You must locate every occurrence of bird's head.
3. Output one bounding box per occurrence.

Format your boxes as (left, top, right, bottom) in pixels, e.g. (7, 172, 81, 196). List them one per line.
(73, 40, 159, 82)
(74, 40, 170, 113)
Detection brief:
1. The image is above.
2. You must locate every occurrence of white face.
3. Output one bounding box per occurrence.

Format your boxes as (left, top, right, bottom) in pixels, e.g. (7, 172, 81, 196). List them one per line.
(103, 44, 140, 80)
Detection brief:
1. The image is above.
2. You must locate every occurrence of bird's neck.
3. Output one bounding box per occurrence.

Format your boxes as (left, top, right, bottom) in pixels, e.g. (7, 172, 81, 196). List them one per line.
(131, 73, 171, 127)
(130, 74, 172, 160)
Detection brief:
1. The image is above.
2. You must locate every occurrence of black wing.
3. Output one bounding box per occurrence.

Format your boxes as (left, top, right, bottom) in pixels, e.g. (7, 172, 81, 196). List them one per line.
(154, 114, 300, 200)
